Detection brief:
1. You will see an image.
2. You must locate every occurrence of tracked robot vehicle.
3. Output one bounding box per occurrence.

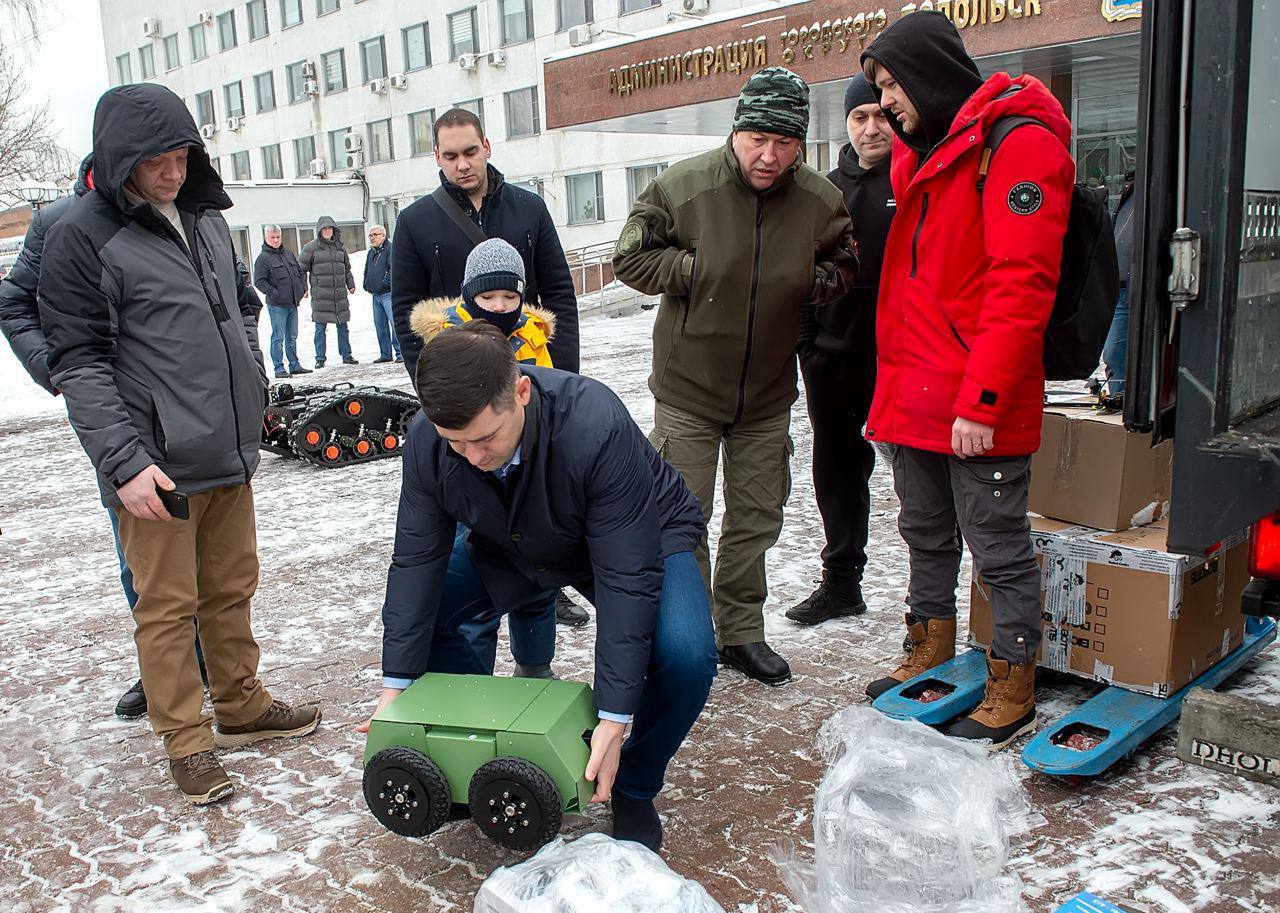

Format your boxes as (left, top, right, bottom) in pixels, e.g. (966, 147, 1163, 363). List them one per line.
(262, 382, 420, 467)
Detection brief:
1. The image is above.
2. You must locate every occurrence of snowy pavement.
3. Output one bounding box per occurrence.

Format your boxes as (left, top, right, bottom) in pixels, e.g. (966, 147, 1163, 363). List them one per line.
(1, 294, 1278, 912)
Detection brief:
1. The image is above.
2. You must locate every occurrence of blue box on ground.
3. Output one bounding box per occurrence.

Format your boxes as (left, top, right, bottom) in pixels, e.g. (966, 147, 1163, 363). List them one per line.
(1054, 893, 1136, 913)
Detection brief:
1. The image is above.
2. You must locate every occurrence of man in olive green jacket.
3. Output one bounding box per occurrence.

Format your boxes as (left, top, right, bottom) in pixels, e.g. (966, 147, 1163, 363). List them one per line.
(613, 67, 858, 686)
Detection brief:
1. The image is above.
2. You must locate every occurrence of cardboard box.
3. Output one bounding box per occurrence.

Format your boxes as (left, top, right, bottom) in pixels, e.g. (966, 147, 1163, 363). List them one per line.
(1030, 406, 1173, 531)
(969, 516, 1248, 697)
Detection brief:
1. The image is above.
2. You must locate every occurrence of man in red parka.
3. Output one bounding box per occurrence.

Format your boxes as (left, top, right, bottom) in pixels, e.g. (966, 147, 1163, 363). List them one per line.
(859, 12, 1074, 748)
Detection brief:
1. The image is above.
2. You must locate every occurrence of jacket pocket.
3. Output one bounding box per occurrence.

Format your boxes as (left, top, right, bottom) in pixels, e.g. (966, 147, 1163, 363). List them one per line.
(150, 396, 168, 461)
(909, 192, 929, 279)
(953, 456, 1030, 533)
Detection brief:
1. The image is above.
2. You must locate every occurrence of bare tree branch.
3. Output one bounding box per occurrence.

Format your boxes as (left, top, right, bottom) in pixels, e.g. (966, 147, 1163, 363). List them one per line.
(0, 0, 41, 49)
(0, 52, 76, 207)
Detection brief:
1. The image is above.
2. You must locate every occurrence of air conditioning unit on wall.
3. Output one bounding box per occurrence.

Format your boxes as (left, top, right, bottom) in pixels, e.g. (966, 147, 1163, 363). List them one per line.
(458, 53, 478, 71)
(389, 73, 408, 89)
(369, 78, 388, 95)
(141, 17, 161, 38)
(225, 116, 242, 131)
(487, 49, 507, 67)
(343, 132, 363, 153)
(309, 158, 327, 177)
(683, 0, 710, 13)
(303, 79, 320, 96)
(345, 151, 364, 172)
(197, 9, 213, 24)
(567, 25, 592, 47)
(199, 123, 217, 139)
(302, 61, 316, 79)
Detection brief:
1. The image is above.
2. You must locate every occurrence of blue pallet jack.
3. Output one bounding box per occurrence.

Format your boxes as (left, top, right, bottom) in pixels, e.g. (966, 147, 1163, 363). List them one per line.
(872, 616, 1277, 776)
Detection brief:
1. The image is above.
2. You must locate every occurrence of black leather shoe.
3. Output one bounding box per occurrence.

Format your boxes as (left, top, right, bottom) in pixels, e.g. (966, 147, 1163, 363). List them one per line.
(115, 679, 147, 719)
(342, 355, 359, 365)
(555, 591, 590, 627)
(372, 356, 392, 364)
(612, 793, 662, 851)
(718, 641, 792, 686)
(513, 662, 555, 679)
(786, 577, 867, 626)
(289, 366, 312, 375)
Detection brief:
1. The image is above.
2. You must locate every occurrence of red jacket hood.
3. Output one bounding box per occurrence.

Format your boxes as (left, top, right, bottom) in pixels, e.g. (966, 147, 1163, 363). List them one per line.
(955, 72, 1071, 148)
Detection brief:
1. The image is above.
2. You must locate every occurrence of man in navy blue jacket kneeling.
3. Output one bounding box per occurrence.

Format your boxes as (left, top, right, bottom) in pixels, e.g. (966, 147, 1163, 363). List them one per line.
(359, 321, 716, 851)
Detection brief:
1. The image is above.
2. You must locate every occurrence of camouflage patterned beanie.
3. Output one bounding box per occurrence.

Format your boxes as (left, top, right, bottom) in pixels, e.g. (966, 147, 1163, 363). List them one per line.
(732, 67, 810, 140)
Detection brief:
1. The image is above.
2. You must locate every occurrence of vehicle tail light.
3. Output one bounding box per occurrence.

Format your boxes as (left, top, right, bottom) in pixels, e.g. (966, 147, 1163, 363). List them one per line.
(1248, 511, 1280, 579)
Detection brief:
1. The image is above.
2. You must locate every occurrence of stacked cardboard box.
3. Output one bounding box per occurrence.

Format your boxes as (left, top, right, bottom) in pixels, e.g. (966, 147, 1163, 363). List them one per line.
(968, 407, 1248, 698)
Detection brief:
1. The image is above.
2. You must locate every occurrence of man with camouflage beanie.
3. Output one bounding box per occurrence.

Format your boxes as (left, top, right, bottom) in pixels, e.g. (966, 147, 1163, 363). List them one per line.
(613, 67, 858, 686)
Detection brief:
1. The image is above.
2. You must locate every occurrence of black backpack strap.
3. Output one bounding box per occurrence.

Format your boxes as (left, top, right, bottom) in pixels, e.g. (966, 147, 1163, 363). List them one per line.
(976, 115, 1048, 193)
(431, 185, 488, 248)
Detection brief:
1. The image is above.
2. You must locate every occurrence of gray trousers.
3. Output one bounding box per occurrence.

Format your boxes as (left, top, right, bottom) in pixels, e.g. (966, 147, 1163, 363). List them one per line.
(650, 400, 792, 648)
(889, 445, 1041, 664)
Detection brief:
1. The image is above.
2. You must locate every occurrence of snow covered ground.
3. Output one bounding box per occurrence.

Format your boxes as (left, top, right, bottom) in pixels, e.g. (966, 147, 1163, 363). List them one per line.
(0, 263, 1278, 912)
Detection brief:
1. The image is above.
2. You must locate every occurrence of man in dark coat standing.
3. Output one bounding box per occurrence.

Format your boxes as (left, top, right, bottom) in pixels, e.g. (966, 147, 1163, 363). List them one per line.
(359, 322, 714, 852)
(788, 74, 895, 626)
(390, 108, 579, 379)
(253, 224, 311, 378)
(362, 224, 400, 363)
(299, 215, 357, 368)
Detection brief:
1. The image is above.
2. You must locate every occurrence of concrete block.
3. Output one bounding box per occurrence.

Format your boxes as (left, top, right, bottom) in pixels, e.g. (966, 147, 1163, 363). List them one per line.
(1177, 688, 1280, 787)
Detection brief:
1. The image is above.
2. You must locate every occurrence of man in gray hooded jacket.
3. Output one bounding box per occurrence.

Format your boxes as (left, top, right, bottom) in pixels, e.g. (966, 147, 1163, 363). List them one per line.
(38, 84, 320, 806)
(299, 215, 357, 367)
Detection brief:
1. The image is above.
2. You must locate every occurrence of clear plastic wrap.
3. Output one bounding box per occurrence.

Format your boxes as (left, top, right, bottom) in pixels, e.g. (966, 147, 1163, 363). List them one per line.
(473, 832, 726, 913)
(771, 707, 1039, 913)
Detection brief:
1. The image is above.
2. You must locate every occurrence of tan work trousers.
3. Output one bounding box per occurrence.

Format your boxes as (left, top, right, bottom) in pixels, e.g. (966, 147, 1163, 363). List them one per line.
(115, 483, 272, 759)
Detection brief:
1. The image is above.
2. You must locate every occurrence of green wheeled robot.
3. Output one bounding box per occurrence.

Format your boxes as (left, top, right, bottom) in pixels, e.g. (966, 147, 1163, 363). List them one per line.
(362, 674, 598, 851)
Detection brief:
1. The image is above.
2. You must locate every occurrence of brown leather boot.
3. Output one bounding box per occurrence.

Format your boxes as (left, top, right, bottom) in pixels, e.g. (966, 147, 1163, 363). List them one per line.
(865, 614, 957, 699)
(169, 750, 234, 805)
(945, 656, 1036, 749)
(213, 699, 321, 749)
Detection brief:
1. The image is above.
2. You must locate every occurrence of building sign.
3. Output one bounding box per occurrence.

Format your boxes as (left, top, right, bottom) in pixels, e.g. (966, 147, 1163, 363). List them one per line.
(1101, 0, 1142, 23)
(608, 1, 1046, 98)
(1190, 737, 1279, 777)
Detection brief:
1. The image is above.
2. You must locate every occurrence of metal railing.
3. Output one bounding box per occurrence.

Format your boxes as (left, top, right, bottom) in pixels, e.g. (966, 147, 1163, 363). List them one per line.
(564, 239, 656, 314)
(1242, 189, 1280, 262)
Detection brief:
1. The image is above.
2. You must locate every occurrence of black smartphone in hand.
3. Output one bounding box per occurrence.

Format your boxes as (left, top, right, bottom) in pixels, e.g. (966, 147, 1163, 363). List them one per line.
(157, 488, 190, 520)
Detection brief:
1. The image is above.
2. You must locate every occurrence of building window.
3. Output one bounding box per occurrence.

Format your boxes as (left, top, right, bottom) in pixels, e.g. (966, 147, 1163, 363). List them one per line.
(321, 49, 347, 93)
(317, 0, 339, 15)
(504, 87, 539, 139)
(408, 109, 434, 156)
(246, 0, 269, 39)
(162, 34, 181, 70)
(626, 162, 667, 207)
(566, 171, 604, 224)
(511, 178, 544, 198)
(285, 60, 308, 103)
(328, 127, 350, 170)
(217, 10, 237, 50)
(294, 135, 317, 176)
(455, 97, 484, 131)
(209, 156, 221, 175)
(501, 0, 532, 45)
(372, 199, 401, 236)
(231, 150, 251, 181)
(360, 36, 387, 84)
(448, 8, 477, 60)
(115, 52, 132, 84)
(195, 90, 216, 127)
(138, 45, 155, 79)
(189, 24, 208, 61)
(224, 81, 245, 118)
(557, 0, 592, 31)
(254, 72, 276, 112)
(402, 22, 429, 71)
(367, 118, 393, 163)
(619, 0, 657, 11)
(806, 141, 831, 172)
(280, 0, 303, 26)
(261, 144, 283, 179)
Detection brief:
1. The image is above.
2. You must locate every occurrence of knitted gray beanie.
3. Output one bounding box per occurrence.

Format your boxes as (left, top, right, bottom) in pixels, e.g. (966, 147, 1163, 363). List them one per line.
(462, 238, 526, 300)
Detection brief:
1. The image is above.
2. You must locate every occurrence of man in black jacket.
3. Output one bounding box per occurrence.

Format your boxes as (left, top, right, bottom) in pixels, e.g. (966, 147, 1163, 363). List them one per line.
(390, 108, 579, 379)
(252, 224, 311, 378)
(363, 224, 400, 364)
(359, 322, 715, 851)
(789, 74, 895, 626)
(39, 84, 319, 806)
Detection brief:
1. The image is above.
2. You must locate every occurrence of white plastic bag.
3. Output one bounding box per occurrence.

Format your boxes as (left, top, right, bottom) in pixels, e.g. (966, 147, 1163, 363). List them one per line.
(473, 832, 725, 913)
(771, 707, 1038, 913)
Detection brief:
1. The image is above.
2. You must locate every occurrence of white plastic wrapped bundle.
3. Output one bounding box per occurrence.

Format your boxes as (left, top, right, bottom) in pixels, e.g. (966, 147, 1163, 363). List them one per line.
(473, 832, 726, 913)
(772, 707, 1037, 913)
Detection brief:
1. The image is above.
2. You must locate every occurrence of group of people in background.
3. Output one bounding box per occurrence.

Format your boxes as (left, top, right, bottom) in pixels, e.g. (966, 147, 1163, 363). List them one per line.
(0, 10, 1133, 855)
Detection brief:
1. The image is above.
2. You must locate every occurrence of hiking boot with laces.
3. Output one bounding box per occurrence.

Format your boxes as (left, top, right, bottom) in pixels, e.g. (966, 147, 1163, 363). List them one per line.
(169, 750, 234, 805)
(945, 656, 1036, 749)
(213, 699, 321, 749)
(785, 576, 867, 626)
(865, 613, 956, 700)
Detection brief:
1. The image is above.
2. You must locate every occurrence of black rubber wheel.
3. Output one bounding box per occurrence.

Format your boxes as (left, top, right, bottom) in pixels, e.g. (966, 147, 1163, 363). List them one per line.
(467, 757, 562, 851)
(363, 747, 451, 838)
(298, 424, 325, 452)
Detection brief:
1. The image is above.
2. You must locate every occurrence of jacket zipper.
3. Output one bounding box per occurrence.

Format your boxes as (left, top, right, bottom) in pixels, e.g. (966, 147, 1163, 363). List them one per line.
(909, 192, 929, 279)
(733, 197, 765, 424)
(195, 229, 252, 484)
(683, 250, 696, 332)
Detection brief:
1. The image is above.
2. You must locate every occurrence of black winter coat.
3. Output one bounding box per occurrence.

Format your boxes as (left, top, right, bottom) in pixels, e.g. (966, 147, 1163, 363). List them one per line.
(363, 239, 392, 295)
(39, 84, 267, 506)
(253, 241, 307, 308)
(0, 156, 93, 394)
(390, 165, 580, 378)
(299, 216, 354, 324)
(799, 145, 895, 358)
(382, 367, 705, 715)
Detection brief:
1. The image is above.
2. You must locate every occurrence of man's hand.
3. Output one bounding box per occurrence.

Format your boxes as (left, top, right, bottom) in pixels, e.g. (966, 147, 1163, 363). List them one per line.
(952, 417, 996, 459)
(356, 687, 403, 734)
(585, 719, 627, 803)
(348, 287, 356, 294)
(117, 464, 176, 521)
(302, 290, 310, 299)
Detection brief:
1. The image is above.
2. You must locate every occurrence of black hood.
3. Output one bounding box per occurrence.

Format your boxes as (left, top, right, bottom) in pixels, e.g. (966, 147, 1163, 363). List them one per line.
(315, 215, 341, 243)
(861, 12, 983, 155)
(73, 154, 94, 197)
(90, 84, 230, 215)
(835, 142, 890, 181)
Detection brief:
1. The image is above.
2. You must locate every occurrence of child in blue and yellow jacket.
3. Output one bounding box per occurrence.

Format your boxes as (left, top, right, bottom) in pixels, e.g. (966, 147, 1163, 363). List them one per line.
(409, 238, 556, 366)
